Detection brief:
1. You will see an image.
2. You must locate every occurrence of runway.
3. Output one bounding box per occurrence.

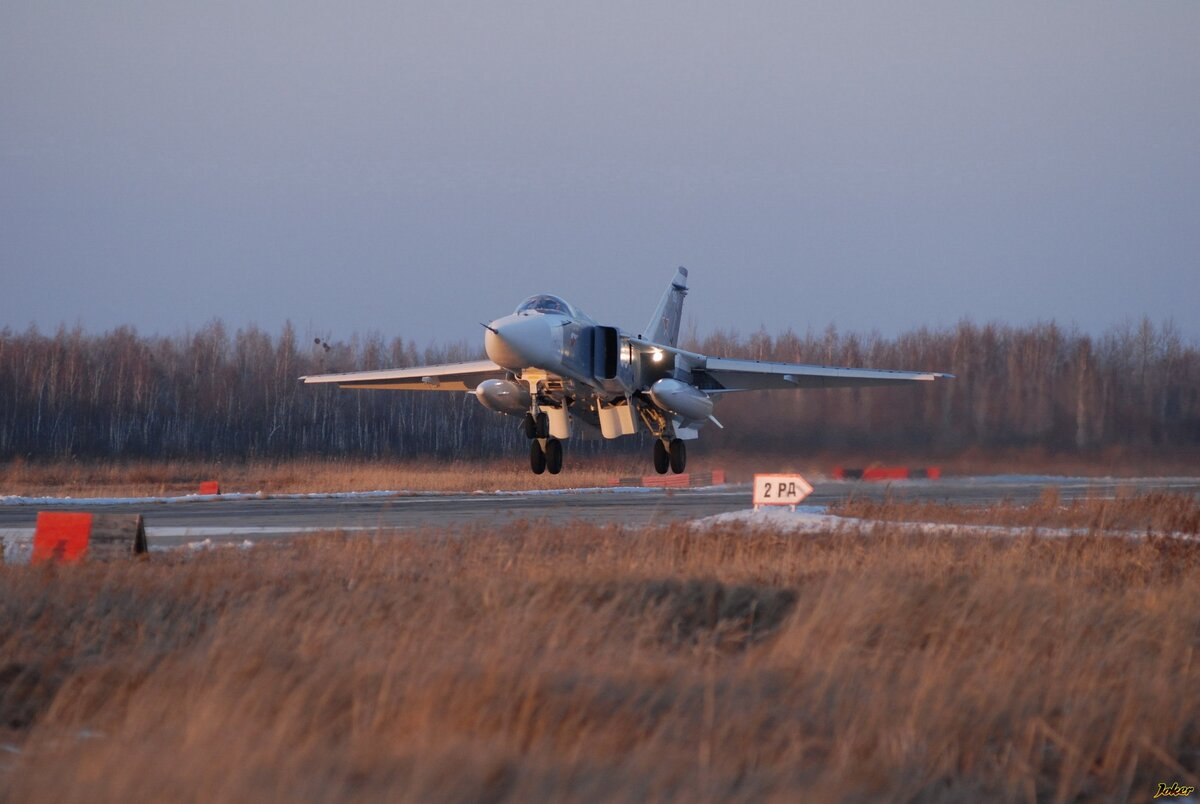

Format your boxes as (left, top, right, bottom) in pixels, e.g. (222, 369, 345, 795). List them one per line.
(3, 475, 1199, 550)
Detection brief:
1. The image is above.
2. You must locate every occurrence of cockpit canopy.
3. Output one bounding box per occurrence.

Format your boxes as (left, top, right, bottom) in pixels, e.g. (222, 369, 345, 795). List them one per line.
(514, 294, 576, 317)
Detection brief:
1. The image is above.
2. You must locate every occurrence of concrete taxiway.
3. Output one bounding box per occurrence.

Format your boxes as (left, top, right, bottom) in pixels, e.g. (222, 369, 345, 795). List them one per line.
(2, 475, 1199, 549)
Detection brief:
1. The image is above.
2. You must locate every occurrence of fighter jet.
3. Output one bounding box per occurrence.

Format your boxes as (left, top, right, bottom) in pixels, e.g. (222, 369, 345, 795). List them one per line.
(301, 268, 952, 475)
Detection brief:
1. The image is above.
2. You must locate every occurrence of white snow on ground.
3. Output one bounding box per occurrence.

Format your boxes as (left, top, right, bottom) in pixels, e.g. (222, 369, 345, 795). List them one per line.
(185, 539, 256, 551)
(2, 531, 33, 564)
(692, 507, 1199, 542)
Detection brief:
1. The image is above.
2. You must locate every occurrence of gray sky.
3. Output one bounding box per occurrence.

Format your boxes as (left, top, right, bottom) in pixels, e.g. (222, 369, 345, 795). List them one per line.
(3, 1, 1198, 346)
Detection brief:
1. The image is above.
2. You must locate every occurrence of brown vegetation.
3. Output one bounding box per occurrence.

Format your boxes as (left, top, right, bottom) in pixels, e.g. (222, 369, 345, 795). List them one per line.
(835, 490, 1200, 536)
(4, 447, 1198, 500)
(0, 457, 653, 497)
(2, 520, 1198, 801)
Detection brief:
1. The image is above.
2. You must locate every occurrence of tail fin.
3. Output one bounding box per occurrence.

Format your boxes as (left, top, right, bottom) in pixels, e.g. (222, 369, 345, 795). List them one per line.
(644, 267, 688, 347)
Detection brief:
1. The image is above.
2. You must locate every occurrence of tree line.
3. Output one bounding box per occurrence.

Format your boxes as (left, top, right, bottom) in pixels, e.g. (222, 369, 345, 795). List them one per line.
(0, 318, 1196, 460)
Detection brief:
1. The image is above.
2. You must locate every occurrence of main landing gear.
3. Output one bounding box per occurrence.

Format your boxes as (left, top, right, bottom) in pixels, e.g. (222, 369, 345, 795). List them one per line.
(652, 438, 686, 475)
(524, 410, 561, 474)
(529, 437, 563, 475)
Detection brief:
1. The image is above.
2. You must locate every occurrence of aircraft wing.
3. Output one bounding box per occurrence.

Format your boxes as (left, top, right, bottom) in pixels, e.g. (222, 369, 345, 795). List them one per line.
(696, 357, 953, 391)
(625, 336, 952, 391)
(300, 359, 506, 391)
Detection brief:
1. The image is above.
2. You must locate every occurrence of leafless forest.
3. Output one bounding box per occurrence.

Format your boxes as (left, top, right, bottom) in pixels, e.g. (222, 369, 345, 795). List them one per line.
(1, 318, 1196, 460)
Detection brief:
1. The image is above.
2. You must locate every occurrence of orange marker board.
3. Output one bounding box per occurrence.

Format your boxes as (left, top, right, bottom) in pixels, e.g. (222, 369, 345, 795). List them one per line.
(32, 512, 94, 563)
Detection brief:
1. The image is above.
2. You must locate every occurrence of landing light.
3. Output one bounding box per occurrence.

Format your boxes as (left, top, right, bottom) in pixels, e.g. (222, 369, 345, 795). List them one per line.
(651, 349, 664, 363)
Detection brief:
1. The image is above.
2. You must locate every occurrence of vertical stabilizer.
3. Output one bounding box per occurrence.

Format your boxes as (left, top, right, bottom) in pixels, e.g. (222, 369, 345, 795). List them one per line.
(644, 267, 688, 347)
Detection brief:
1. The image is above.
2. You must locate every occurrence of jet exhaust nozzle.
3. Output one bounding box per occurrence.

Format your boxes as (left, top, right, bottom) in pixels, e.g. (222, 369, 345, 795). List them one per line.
(649, 378, 713, 422)
(474, 379, 532, 416)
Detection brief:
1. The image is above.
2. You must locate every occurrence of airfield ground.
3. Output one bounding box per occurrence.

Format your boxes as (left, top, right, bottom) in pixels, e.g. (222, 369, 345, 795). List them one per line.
(2, 448, 1197, 498)
(2, 495, 1199, 802)
(3, 474, 1200, 553)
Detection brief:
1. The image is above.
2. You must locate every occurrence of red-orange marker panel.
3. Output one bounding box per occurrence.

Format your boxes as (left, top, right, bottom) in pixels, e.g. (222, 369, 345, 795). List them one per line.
(32, 512, 94, 563)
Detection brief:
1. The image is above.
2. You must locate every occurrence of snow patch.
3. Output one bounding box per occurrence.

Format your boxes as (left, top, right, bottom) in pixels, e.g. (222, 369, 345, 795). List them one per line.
(691, 507, 1198, 542)
(1, 530, 33, 565)
(186, 538, 256, 551)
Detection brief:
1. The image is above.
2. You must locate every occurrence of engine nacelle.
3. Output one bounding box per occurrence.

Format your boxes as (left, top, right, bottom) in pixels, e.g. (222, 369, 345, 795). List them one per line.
(474, 379, 531, 416)
(649, 378, 713, 422)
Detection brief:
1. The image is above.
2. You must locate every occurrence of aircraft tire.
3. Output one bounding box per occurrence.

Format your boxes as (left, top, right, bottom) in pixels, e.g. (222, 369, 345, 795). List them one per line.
(530, 440, 546, 474)
(653, 440, 670, 474)
(523, 413, 537, 439)
(545, 438, 563, 475)
(669, 439, 687, 474)
(536, 412, 550, 439)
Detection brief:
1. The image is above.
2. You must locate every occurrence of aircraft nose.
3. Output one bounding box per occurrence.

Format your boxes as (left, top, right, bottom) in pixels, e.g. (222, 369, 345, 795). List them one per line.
(485, 315, 554, 370)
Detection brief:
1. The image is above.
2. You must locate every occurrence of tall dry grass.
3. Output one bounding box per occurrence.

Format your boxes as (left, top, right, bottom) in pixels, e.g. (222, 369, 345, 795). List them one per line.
(835, 490, 1200, 535)
(1, 523, 1198, 802)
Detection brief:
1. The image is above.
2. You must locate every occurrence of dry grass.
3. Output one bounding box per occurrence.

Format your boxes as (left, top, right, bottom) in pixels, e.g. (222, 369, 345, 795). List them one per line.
(4, 445, 1197, 499)
(835, 490, 1200, 536)
(2, 520, 1198, 802)
(0, 457, 657, 497)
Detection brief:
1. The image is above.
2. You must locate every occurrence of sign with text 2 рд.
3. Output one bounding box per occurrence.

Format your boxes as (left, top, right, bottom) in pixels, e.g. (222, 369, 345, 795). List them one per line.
(753, 474, 814, 510)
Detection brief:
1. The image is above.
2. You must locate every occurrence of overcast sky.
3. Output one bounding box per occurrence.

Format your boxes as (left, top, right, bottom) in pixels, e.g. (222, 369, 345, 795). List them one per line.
(3, 2, 1198, 347)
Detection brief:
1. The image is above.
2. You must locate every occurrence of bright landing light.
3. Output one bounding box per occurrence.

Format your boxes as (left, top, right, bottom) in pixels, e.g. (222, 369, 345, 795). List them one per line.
(651, 349, 664, 363)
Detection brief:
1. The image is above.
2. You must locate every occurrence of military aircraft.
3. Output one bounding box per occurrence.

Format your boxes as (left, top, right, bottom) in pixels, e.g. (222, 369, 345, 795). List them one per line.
(301, 268, 952, 475)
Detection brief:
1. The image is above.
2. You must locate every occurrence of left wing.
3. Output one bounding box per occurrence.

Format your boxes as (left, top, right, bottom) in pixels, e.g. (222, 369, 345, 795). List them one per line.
(300, 359, 506, 391)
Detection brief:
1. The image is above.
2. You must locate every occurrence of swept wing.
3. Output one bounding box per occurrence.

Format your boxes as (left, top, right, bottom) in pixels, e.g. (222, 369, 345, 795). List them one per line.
(300, 359, 506, 391)
(698, 357, 952, 391)
(627, 338, 951, 392)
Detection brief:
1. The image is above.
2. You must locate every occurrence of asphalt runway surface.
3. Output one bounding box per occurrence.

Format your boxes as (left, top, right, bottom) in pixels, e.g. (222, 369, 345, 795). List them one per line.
(3, 475, 1200, 549)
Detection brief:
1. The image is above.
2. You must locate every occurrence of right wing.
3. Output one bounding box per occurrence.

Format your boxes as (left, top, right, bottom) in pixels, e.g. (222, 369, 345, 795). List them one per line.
(697, 356, 952, 391)
(627, 337, 952, 392)
(300, 359, 506, 391)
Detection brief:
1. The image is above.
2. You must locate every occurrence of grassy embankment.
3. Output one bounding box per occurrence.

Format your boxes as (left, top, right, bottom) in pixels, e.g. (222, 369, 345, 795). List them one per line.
(2, 499, 1198, 801)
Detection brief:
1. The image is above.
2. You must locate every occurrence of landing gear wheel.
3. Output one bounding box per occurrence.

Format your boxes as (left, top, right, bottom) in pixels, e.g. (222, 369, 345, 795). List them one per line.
(653, 440, 670, 474)
(529, 440, 546, 474)
(523, 413, 537, 439)
(535, 411, 550, 439)
(544, 438, 563, 475)
(669, 439, 687, 474)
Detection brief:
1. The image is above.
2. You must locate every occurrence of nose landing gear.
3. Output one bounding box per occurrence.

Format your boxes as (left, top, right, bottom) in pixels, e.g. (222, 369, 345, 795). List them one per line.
(523, 411, 549, 439)
(529, 437, 563, 475)
(530, 439, 546, 474)
(544, 438, 563, 474)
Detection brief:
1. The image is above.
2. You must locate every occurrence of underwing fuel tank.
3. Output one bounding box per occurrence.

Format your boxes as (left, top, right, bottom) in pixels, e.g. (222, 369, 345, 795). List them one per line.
(474, 379, 531, 416)
(649, 378, 713, 422)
